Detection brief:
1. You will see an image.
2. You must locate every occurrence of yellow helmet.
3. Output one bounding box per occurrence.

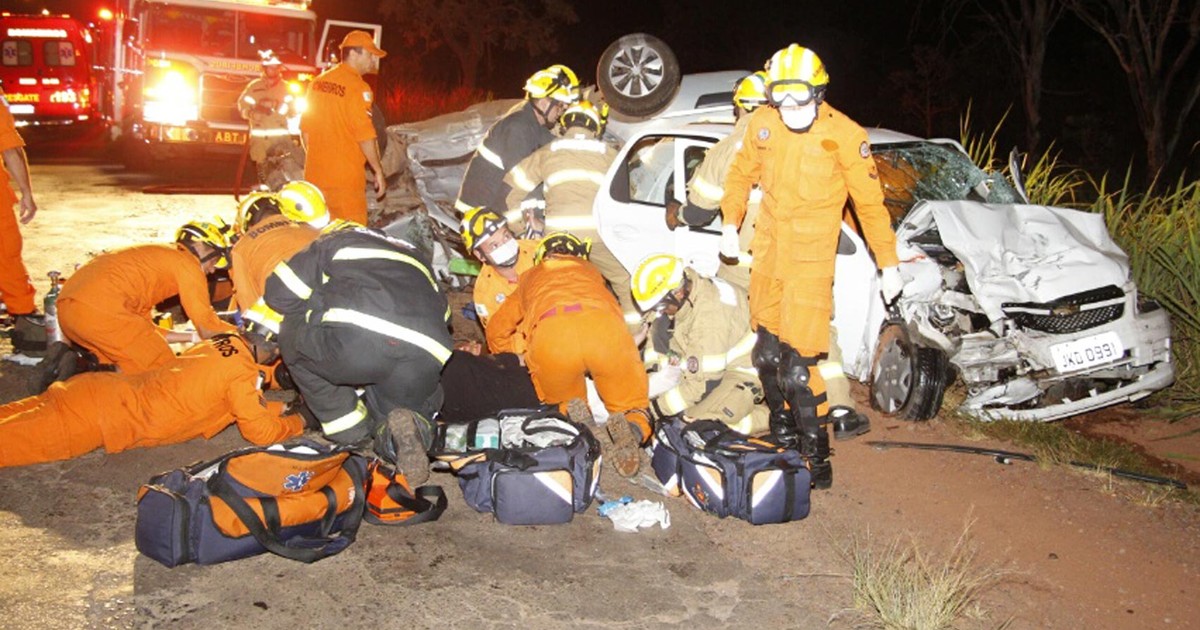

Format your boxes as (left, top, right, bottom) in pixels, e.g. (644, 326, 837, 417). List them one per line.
(534, 231, 590, 264)
(235, 191, 281, 233)
(733, 71, 769, 112)
(277, 180, 330, 228)
(524, 64, 580, 104)
(560, 100, 609, 135)
(764, 44, 829, 106)
(460, 206, 508, 253)
(632, 254, 685, 312)
(176, 219, 232, 269)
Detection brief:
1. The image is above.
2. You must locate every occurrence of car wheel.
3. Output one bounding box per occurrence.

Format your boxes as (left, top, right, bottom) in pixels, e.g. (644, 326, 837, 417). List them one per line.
(596, 33, 681, 119)
(869, 323, 951, 421)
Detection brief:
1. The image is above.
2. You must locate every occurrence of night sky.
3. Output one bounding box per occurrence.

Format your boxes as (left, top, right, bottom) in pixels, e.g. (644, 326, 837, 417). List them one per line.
(18, 0, 1200, 181)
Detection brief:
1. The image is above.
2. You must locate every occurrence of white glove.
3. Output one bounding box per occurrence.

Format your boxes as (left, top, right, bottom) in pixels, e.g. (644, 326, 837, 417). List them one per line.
(719, 224, 740, 260)
(880, 266, 906, 305)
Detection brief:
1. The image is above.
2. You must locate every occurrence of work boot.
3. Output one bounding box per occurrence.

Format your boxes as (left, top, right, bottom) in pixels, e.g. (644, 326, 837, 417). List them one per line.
(804, 429, 833, 491)
(566, 397, 593, 425)
(10, 314, 48, 356)
(769, 409, 800, 448)
(598, 411, 642, 479)
(373, 409, 434, 486)
(830, 406, 871, 441)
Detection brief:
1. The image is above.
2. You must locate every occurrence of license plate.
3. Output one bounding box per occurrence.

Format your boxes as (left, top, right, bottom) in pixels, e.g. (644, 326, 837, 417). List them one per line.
(213, 130, 247, 144)
(9, 104, 34, 114)
(1050, 331, 1124, 373)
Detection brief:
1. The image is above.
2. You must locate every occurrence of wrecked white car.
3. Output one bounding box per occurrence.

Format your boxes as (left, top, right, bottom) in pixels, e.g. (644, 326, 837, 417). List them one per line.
(387, 43, 1173, 423)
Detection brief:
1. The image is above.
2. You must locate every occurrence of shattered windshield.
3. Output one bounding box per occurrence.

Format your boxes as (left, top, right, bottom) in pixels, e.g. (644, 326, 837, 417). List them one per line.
(873, 141, 1023, 225)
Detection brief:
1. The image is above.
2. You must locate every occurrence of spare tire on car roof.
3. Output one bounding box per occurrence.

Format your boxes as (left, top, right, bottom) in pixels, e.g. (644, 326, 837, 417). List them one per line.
(596, 33, 681, 119)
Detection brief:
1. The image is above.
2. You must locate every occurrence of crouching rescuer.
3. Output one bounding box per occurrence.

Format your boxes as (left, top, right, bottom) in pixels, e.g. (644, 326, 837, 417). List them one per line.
(485, 232, 651, 478)
(260, 221, 452, 485)
(720, 45, 903, 489)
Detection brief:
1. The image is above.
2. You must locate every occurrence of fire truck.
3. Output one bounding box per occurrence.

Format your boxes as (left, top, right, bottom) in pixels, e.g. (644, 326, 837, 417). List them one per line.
(0, 12, 100, 127)
(92, 0, 379, 161)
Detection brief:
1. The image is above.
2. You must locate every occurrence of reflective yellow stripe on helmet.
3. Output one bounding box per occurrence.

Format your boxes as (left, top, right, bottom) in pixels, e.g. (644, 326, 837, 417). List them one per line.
(322, 399, 368, 435)
(322, 308, 452, 365)
(331, 247, 436, 289)
(273, 262, 313, 300)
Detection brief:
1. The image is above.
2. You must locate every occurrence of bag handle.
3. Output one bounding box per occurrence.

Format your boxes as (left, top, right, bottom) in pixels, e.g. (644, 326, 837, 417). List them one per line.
(208, 457, 367, 564)
(367, 483, 448, 527)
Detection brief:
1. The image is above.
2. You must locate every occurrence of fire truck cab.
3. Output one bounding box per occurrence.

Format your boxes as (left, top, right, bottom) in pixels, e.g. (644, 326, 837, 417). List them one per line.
(0, 12, 99, 127)
(95, 0, 346, 161)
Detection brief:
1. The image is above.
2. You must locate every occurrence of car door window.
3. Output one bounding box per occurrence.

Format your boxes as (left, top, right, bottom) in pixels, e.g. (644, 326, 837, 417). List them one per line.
(627, 135, 675, 205)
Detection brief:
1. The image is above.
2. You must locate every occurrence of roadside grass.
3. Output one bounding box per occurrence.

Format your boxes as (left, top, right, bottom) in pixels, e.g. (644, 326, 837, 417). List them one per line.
(944, 413, 1200, 505)
(378, 83, 492, 124)
(960, 116, 1200, 420)
(835, 521, 1007, 630)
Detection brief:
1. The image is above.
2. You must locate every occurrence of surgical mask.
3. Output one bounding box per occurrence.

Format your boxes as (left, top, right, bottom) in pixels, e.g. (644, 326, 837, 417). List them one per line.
(779, 103, 818, 132)
(487, 239, 520, 267)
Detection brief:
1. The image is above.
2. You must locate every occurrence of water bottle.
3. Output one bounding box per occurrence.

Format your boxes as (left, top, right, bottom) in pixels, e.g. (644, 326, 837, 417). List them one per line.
(43, 271, 62, 343)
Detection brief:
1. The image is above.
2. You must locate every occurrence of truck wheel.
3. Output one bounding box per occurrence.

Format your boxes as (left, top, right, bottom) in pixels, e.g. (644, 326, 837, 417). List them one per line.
(869, 323, 951, 421)
(597, 33, 681, 119)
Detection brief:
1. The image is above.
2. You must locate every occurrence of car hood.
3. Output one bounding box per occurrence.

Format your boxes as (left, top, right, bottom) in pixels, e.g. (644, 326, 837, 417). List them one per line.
(898, 201, 1131, 322)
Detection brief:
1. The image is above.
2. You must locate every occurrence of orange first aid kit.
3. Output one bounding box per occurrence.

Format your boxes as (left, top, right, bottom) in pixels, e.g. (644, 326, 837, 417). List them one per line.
(135, 440, 368, 566)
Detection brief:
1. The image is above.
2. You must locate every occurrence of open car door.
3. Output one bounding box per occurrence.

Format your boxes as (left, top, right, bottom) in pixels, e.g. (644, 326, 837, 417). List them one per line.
(316, 21, 383, 70)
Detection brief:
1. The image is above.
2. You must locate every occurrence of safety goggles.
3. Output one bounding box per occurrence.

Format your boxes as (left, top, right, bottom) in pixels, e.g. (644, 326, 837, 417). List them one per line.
(766, 80, 825, 107)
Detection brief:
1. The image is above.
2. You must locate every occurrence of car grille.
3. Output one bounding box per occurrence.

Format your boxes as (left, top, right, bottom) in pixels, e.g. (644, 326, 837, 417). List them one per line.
(1002, 285, 1125, 334)
(200, 73, 251, 126)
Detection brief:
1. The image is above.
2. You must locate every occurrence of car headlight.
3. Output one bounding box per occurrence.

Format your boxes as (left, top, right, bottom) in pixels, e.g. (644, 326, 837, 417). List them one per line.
(143, 64, 199, 125)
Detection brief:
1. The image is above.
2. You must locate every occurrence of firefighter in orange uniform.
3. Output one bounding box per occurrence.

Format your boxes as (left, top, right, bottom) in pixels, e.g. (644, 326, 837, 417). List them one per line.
(461, 207, 537, 331)
(0, 329, 304, 468)
(0, 86, 40, 346)
(56, 222, 237, 374)
(720, 45, 906, 489)
(229, 184, 324, 313)
(486, 233, 650, 478)
(300, 30, 386, 225)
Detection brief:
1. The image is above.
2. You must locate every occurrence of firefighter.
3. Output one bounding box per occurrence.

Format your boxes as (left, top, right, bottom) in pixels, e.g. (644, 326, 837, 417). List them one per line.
(238, 50, 301, 187)
(56, 221, 237, 374)
(486, 232, 650, 478)
(719, 45, 905, 489)
(0, 328, 303, 468)
(460, 206, 538, 330)
(300, 31, 387, 225)
(0, 85, 42, 354)
(503, 101, 640, 330)
(229, 189, 320, 313)
(666, 71, 768, 291)
(261, 221, 451, 485)
(454, 65, 580, 221)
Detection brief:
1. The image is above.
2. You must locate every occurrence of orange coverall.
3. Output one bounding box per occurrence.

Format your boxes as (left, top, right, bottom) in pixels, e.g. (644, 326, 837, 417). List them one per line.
(57, 244, 236, 374)
(486, 255, 650, 437)
(472, 238, 537, 332)
(0, 93, 36, 315)
(230, 215, 318, 312)
(0, 335, 303, 468)
(720, 104, 899, 416)
(301, 63, 376, 225)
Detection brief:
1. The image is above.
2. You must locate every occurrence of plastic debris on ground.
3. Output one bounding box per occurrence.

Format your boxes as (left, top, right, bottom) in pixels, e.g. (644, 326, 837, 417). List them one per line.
(601, 498, 671, 533)
(3, 353, 43, 366)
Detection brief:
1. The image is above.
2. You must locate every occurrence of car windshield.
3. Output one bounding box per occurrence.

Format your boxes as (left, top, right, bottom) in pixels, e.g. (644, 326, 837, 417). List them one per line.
(144, 6, 312, 62)
(873, 141, 1023, 224)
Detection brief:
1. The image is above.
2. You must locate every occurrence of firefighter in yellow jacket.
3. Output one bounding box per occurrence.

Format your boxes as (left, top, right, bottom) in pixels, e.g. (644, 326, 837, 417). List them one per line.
(720, 45, 906, 489)
(0, 329, 303, 468)
(238, 50, 300, 186)
(486, 233, 650, 478)
(503, 101, 640, 330)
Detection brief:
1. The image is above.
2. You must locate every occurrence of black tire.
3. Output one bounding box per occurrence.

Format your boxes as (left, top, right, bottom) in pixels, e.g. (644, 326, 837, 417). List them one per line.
(869, 323, 952, 421)
(596, 33, 681, 119)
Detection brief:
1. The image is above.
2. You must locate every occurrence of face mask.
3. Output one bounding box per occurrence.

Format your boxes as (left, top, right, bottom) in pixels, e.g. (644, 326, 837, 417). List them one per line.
(487, 239, 520, 267)
(779, 103, 818, 132)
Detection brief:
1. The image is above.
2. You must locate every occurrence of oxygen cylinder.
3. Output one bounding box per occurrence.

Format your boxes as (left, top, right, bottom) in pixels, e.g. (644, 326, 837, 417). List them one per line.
(43, 271, 62, 343)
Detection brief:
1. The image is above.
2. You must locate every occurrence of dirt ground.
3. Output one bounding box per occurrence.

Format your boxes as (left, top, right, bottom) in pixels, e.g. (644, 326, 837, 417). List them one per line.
(1, 140, 1198, 629)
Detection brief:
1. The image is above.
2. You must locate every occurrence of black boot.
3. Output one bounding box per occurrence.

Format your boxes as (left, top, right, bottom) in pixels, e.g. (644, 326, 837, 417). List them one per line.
(805, 428, 833, 490)
(769, 409, 800, 448)
(830, 405, 871, 441)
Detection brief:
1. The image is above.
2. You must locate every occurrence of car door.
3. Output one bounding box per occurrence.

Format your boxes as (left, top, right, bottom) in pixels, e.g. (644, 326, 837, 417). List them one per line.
(596, 131, 722, 275)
